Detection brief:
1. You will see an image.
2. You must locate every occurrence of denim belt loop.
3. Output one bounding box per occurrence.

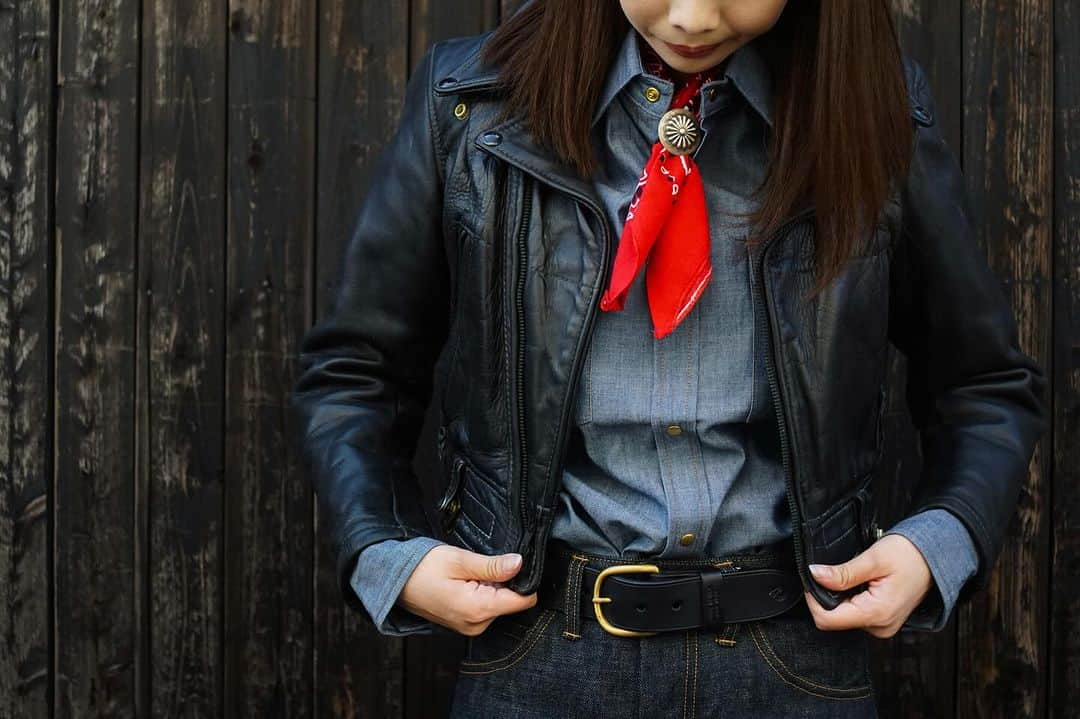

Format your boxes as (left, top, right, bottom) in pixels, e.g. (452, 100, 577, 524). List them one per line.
(560, 553, 590, 641)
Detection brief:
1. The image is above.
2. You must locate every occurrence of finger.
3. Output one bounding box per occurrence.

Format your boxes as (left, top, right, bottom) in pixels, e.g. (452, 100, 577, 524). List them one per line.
(808, 547, 882, 591)
(456, 581, 538, 624)
(491, 586, 539, 615)
(454, 550, 524, 582)
(804, 589, 883, 631)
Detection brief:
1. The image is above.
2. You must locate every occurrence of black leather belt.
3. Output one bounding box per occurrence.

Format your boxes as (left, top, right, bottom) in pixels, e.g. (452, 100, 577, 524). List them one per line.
(538, 539, 805, 637)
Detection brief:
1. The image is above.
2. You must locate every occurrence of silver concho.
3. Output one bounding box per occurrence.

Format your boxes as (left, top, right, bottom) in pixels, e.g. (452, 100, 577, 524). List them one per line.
(657, 107, 701, 156)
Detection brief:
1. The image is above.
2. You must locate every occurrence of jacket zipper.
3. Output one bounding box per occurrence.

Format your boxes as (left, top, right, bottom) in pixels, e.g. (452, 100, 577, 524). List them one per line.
(751, 205, 816, 589)
(473, 139, 615, 567)
(514, 175, 533, 540)
(535, 195, 612, 537)
(509, 174, 614, 560)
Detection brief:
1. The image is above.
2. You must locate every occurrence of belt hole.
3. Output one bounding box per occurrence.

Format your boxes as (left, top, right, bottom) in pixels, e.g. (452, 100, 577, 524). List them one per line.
(636, 603, 647, 613)
(671, 599, 683, 611)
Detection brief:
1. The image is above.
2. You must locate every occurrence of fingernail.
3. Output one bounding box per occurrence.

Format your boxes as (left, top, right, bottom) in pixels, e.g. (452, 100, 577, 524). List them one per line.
(808, 564, 830, 578)
(499, 553, 522, 573)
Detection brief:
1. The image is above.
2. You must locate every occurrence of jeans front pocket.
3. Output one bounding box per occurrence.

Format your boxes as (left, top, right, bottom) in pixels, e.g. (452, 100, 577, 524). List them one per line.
(458, 605, 557, 676)
(747, 608, 873, 701)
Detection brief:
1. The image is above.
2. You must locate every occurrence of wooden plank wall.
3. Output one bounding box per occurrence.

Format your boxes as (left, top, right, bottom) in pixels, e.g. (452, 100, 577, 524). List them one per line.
(0, 0, 1072, 717)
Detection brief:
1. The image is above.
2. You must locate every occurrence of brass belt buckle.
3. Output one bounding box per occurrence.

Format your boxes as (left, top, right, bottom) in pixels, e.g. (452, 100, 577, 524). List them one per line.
(592, 564, 661, 637)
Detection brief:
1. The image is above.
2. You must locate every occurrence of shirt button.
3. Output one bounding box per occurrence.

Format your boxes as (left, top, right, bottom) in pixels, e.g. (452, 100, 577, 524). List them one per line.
(665, 423, 682, 436)
(679, 533, 695, 546)
(644, 86, 661, 103)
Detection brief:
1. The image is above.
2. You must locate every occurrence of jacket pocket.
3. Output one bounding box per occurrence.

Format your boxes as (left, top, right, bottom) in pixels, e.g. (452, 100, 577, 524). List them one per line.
(802, 473, 877, 572)
(436, 426, 505, 552)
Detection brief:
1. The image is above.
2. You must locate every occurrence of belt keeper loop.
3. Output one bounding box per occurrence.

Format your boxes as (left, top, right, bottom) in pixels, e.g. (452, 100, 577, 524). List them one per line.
(561, 554, 589, 641)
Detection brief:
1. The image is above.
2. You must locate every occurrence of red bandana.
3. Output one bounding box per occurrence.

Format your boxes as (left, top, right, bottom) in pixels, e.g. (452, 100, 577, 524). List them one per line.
(599, 35, 728, 339)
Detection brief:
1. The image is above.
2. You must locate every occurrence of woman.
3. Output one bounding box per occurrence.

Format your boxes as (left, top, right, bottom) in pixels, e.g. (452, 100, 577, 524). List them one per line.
(289, 0, 1048, 716)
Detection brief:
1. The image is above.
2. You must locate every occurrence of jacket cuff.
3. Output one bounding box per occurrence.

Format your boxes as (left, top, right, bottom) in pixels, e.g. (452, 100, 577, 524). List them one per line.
(884, 508, 980, 632)
(351, 535, 448, 636)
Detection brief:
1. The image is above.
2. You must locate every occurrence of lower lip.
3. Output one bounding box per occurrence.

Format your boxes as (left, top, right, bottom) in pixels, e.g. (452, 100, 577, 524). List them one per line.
(664, 41, 721, 58)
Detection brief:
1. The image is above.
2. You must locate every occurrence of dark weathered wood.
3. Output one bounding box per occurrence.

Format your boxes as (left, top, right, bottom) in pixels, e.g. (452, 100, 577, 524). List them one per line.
(1050, 0, 1080, 715)
(53, 0, 141, 716)
(957, 1, 1053, 717)
(224, 1, 316, 716)
(312, 2, 410, 717)
(138, 1, 227, 716)
(0, 0, 52, 717)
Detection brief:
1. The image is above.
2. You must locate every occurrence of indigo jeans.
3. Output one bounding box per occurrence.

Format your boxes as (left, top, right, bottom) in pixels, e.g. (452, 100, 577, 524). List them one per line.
(448, 544, 879, 719)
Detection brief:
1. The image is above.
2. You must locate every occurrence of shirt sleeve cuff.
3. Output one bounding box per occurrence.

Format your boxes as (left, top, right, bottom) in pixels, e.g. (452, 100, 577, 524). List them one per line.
(883, 508, 980, 632)
(351, 535, 448, 636)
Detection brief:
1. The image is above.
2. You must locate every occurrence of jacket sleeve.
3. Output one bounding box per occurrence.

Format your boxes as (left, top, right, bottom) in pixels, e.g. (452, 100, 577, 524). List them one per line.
(288, 41, 450, 618)
(887, 58, 1049, 604)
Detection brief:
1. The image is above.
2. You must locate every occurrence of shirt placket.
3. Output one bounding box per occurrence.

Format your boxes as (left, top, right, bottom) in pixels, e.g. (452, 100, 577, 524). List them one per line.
(626, 72, 735, 559)
(651, 299, 712, 557)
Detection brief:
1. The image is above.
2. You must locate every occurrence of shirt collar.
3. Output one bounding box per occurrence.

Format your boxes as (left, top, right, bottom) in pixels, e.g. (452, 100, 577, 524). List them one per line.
(590, 26, 773, 130)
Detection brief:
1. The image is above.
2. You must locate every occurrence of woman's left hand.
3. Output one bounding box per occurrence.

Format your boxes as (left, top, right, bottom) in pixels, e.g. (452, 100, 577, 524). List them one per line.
(802, 533, 933, 638)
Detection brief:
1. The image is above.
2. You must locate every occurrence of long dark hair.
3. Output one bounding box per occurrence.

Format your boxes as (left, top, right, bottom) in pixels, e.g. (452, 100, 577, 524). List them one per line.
(479, 0, 913, 295)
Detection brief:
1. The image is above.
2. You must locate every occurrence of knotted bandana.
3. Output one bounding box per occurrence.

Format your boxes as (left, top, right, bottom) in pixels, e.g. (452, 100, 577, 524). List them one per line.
(599, 35, 728, 339)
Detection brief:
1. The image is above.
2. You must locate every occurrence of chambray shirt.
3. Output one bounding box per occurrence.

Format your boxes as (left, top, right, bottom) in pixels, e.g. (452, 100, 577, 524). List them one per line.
(349, 27, 979, 636)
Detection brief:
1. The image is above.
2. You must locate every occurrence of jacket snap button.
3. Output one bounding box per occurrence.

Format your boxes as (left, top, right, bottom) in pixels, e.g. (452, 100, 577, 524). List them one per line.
(481, 131, 502, 146)
(644, 86, 661, 103)
(679, 532, 695, 546)
(665, 423, 682, 436)
(454, 102, 469, 120)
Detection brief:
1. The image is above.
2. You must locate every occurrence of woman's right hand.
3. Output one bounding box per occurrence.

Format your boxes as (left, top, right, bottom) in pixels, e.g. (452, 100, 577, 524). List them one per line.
(396, 545, 538, 636)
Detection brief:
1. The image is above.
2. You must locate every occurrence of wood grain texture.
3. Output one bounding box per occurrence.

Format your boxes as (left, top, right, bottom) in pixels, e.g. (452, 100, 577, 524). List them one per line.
(224, 1, 315, 716)
(0, 0, 52, 717)
(138, 1, 227, 716)
(1051, 0, 1080, 716)
(958, 0, 1053, 717)
(53, 0, 141, 715)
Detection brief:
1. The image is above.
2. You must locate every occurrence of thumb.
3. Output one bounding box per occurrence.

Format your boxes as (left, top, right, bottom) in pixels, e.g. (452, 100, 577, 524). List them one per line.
(808, 550, 879, 591)
(457, 550, 523, 582)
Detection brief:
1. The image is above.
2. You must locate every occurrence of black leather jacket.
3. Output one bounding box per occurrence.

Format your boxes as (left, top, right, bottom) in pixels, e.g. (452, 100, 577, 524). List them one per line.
(289, 31, 1048, 619)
